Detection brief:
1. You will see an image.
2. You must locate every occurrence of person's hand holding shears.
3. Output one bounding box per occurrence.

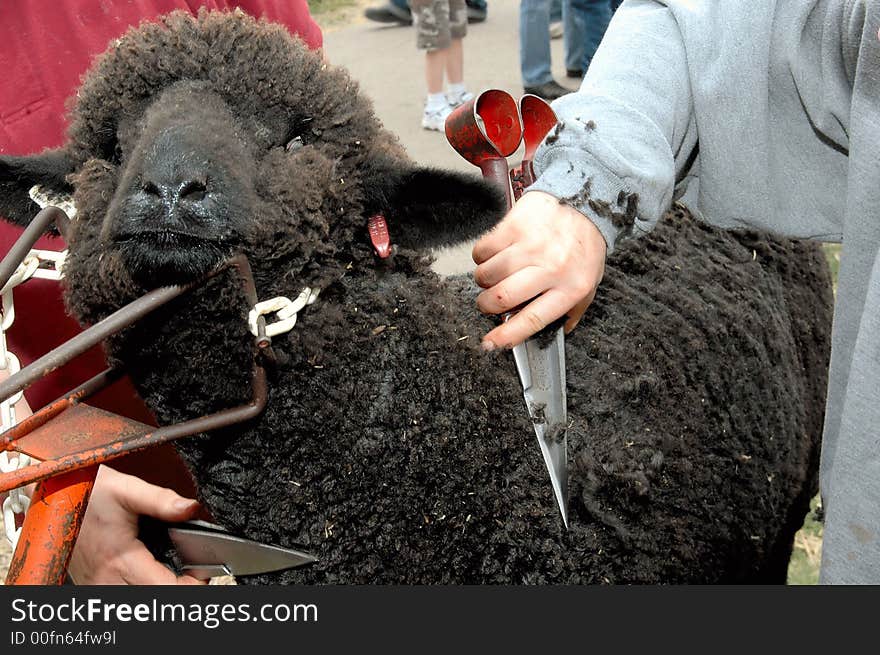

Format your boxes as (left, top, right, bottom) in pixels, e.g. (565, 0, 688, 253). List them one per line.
(446, 91, 606, 527)
(473, 190, 606, 351)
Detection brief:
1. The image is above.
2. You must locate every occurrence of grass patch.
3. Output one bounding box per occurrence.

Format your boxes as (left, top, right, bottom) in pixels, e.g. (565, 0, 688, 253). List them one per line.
(785, 245, 838, 585)
(308, 0, 359, 18)
(308, 0, 367, 31)
(823, 243, 841, 286)
(787, 495, 823, 584)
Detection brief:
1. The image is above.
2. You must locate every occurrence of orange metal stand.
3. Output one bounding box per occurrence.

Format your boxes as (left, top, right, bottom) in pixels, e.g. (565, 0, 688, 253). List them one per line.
(1, 243, 271, 585)
(6, 466, 96, 584)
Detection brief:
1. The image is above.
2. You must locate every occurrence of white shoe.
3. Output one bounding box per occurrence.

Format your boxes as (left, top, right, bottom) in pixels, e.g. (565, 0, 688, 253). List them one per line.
(422, 102, 453, 131)
(446, 89, 475, 108)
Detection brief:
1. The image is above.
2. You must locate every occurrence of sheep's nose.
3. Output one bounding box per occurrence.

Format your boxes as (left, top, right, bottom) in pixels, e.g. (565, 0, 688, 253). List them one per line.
(141, 178, 208, 207)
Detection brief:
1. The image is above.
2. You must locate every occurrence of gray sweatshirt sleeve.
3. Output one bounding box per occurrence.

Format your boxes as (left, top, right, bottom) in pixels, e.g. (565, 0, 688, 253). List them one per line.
(528, 0, 695, 252)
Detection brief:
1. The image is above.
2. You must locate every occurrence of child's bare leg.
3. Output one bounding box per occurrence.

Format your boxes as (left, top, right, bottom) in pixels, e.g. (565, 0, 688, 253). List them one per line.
(426, 47, 448, 94)
(445, 38, 464, 85)
(445, 2, 470, 106)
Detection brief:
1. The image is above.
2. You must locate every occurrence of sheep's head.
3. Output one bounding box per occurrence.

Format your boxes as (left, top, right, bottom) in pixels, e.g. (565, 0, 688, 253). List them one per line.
(0, 10, 502, 320)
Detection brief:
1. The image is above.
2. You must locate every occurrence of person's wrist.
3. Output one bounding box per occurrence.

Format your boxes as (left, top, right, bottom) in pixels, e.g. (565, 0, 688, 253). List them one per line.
(578, 206, 609, 257)
(523, 189, 609, 257)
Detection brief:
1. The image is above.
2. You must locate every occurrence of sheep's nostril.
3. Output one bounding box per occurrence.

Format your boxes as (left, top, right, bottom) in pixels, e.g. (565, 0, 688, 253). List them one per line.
(178, 179, 207, 202)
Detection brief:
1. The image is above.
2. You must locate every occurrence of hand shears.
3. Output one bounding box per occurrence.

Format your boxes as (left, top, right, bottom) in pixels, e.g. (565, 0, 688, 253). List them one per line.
(446, 91, 569, 528)
(141, 518, 318, 580)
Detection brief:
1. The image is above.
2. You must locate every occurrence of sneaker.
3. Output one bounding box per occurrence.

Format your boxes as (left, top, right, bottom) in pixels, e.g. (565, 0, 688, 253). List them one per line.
(550, 22, 563, 40)
(523, 80, 572, 101)
(447, 89, 475, 107)
(466, 6, 487, 23)
(364, 3, 413, 25)
(422, 102, 453, 131)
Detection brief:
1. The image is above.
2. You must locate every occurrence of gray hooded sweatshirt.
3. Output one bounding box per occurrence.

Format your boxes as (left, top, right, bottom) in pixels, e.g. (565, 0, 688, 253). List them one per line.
(529, 0, 879, 583)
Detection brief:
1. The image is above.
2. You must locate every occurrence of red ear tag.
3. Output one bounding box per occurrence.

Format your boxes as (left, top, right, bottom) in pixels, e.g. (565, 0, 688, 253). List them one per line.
(368, 214, 392, 259)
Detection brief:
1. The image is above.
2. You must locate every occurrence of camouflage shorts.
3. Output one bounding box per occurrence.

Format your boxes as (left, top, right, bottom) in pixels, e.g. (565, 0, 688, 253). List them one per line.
(411, 0, 467, 51)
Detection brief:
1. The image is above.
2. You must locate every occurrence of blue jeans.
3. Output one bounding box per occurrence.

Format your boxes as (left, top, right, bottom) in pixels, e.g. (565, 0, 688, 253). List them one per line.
(566, 0, 615, 73)
(521, 0, 615, 85)
(391, 0, 487, 9)
(520, 0, 557, 86)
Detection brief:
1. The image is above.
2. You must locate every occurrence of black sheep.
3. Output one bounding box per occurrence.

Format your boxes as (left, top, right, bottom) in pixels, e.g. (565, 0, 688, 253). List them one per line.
(0, 11, 833, 583)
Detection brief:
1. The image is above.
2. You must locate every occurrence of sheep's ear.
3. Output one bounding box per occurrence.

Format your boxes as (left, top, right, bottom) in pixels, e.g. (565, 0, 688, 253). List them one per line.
(361, 162, 505, 250)
(0, 149, 75, 227)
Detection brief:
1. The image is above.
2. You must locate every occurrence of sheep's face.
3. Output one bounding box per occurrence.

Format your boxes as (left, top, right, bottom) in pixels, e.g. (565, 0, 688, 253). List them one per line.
(105, 83, 261, 286)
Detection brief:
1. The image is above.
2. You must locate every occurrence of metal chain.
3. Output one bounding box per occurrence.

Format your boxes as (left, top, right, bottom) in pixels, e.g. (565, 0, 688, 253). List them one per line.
(0, 248, 66, 548)
(1, 453, 31, 549)
(0, 341, 29, 548)
(248, 287, 320, 338)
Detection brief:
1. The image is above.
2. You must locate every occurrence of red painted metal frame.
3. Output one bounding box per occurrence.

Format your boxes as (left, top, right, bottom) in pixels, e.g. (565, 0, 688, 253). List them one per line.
(1, 213, 273, 584)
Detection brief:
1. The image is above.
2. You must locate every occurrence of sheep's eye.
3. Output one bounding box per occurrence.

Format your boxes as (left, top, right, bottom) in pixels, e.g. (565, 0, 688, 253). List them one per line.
(285, 136, 304, 153)
(107, 141, 123, 164)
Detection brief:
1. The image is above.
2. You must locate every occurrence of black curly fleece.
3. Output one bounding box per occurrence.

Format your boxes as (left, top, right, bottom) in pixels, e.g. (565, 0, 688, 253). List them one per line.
(50, 12, 833, 583)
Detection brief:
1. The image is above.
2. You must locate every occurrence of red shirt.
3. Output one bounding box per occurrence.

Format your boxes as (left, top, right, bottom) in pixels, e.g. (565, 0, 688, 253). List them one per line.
(0, 0, 322, 413)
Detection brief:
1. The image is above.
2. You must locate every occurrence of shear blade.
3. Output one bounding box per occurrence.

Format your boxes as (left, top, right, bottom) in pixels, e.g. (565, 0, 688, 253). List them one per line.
(512, 327, 569, 528)
(168, 521, 318, 579)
